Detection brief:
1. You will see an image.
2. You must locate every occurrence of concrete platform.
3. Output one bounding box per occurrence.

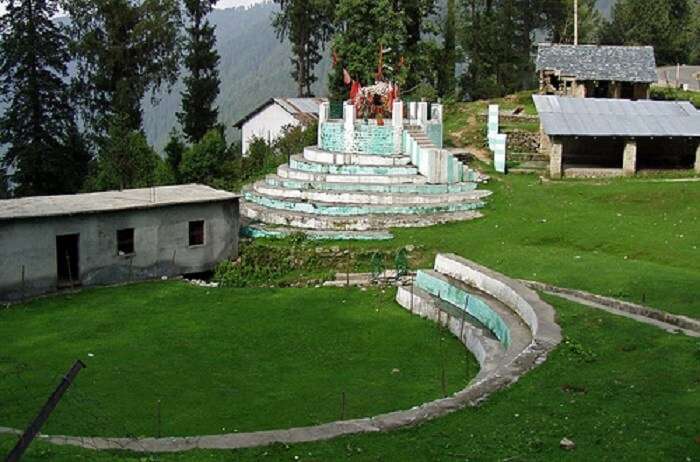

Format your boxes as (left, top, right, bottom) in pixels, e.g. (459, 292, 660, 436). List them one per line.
(290, 156, 419, 176)
(242, 201, 484, 231)
(302, 147, 413, 167)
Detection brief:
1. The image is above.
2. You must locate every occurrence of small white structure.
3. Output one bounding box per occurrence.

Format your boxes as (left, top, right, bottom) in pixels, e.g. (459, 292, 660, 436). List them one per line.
(234, 97, 327, 155)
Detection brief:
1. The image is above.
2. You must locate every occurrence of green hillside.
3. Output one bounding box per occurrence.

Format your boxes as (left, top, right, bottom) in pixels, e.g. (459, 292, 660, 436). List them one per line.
(142, 2, 332, 150)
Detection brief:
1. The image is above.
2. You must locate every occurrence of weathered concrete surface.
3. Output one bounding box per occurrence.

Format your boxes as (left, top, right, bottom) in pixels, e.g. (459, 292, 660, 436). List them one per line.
(550, 139, 563, 179)
(0, 195, 239, 302)
(251, 183, 486, 206)
(0, 255, 561, 453)
(277, 164, 429, 184)
(242, 201, 483, 231)
(622, 139, 637, 176)
(303, 147, 412, 167)
(521, 280, 700, 337)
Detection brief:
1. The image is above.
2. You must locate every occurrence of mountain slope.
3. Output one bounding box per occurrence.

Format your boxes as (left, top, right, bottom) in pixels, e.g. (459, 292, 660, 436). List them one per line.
(143, 1, 331, 150)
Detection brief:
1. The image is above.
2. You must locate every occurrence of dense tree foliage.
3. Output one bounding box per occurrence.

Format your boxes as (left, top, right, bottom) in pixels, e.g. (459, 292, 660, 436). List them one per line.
(329, 0, 408, 98)
(61, 0, 183, 138)
(0, 0, 88, 196)
(87, 115, 171, 191)
(179, 128, 231, 185)
(548, 0, 603, 44)
(601, 0, 700, 65)
(272, 0, 334, 97)
(178, 0, 221, 143)
(437, 0, 457, 98)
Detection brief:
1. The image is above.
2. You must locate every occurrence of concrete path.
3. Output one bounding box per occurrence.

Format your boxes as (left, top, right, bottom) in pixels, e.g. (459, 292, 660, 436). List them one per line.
(521, 280, 700, 337)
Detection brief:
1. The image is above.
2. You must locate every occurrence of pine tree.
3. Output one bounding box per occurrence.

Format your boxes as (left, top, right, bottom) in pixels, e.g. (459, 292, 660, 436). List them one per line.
(437, 0, 457, 98)
(164, 128, 186, 182)
(63, 0, 182, 138)
(178, 0, 221, 143)
(272, 0, 333, 97)
(548, 0, 603, 45)
(0, 0, 88, 196)
(601, 0, 696, 66)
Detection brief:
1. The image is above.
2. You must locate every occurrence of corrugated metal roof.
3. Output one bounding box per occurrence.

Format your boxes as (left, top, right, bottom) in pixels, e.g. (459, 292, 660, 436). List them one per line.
(536, 44, 658, 83)
(533, 95, 700, 137)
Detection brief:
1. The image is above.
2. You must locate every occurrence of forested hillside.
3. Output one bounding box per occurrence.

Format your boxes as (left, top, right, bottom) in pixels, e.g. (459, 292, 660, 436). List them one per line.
(143, 1, 331, 150)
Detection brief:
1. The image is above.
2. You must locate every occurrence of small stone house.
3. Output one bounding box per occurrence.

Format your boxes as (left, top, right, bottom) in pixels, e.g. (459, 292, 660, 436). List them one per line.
(0, 184, 240, 302)
(234, 97, 327, 155)
(533, 95, 700, 179)
(536, 44, 657, 100)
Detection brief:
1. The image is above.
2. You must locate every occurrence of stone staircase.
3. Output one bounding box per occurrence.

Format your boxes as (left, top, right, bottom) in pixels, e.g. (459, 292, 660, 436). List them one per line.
(242, 131, 490, 240)
(396, 253, 562, 382)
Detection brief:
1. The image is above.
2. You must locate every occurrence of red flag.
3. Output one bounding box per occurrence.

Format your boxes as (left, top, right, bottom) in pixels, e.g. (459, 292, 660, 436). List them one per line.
(332, 49, 339, 67)
(343, 68, 352, 86)
(349, 81, 361, 100)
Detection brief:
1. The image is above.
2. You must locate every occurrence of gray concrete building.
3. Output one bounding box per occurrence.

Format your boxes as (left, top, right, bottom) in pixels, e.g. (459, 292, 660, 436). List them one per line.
(533, 95, 700, 179)
(0, 184, 240, 302)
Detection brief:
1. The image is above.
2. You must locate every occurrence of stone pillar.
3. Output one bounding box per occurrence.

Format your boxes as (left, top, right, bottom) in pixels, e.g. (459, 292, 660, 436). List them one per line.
(431, 104, 443, 123)
(694, 141, 700, 174)
(392, 101, 403, 154)
(550, 138, 563, 179)
(409, 102, 417, 123)
(417, 102, 428, 128)
(343, 102, 355, 153)
(623, 139, 637, 176)
(317, 102, 329, 148)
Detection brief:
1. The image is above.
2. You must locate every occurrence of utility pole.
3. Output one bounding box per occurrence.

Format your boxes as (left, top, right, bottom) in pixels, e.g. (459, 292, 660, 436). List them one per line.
(573, 0, 579, 45)
(5, 360, 86, 462)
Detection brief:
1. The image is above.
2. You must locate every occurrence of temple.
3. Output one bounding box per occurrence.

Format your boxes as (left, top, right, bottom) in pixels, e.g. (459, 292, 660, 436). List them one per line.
(241, 97, 490, 240)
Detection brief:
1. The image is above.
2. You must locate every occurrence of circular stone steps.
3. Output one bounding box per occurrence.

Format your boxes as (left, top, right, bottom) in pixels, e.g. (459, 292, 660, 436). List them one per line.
(302, 147, 412, 166)
(242, 189, 487, 216)
(242, 123, 491, 239)
(250, 182, 491, 206)
(264, 175, 479, 194)
(289, 156, 419, 177)
(277, 164, 429, 184)
(242, 201, 484, 231)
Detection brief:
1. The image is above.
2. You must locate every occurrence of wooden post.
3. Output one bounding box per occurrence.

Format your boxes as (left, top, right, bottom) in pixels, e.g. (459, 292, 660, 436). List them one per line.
(694, 141, 700, 174)
(5, 361, 85, 462)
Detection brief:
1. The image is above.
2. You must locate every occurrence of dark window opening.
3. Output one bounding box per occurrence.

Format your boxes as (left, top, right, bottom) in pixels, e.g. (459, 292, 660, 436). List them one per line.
(117, 228, 135, 255)
(189, 220, 205, 246)
(562, 137, 624, 169)
(637, 138, 696, 170)
(56, 234, 80, 287)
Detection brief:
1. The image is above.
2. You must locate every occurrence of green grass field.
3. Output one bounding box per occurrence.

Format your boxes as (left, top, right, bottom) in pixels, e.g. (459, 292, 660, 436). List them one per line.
(2, 293, 698, 461)
(0, 283, 472, 438)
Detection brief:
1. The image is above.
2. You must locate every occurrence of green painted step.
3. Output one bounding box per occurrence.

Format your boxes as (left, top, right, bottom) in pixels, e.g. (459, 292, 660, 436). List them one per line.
(289, 157, 419, 176)
(252, 182, 490, 206)
(264, 175, 478, 194)
(240, 224, 394, 241)
(415, 269, 511, 346)
(243, 191, 485, 216)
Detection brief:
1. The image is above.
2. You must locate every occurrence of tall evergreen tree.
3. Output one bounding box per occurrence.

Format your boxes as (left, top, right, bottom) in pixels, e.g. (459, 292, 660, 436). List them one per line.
(0, 0, 89, 196)
(272, 0, 333, 97)
(62, 0, 183, 138)
(548, 0, 603, 44)
(178, 0, 221, 143)
(601, 0, 697, 65)
(437, 0, 457, 97)
(330, 0, 407, 98)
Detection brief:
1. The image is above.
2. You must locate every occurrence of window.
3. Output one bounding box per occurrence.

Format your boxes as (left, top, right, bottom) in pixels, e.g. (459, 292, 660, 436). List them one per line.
(189, 220, 205, 246)
(117, 228, 135, 255)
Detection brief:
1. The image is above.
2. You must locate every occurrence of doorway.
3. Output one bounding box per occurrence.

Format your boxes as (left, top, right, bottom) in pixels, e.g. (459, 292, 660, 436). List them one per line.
(56, 234, 80, 287)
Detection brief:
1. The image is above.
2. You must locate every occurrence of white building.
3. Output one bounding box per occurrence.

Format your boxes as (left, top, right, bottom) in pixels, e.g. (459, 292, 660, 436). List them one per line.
(234, 97, 327, 155)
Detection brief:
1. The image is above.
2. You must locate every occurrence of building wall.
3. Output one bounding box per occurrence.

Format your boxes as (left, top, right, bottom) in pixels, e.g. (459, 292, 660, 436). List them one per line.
(0, 200, 239, 302)
(241, 104, 300, 155)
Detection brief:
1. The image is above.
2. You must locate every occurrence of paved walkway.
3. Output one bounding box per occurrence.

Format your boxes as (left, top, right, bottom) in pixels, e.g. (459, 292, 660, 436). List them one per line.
(521, 280, 700, 337)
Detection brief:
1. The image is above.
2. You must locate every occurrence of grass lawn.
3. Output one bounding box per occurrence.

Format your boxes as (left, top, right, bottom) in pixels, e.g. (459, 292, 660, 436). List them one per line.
(0, 283, 473, 438)
(3, 294, 698, 461)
